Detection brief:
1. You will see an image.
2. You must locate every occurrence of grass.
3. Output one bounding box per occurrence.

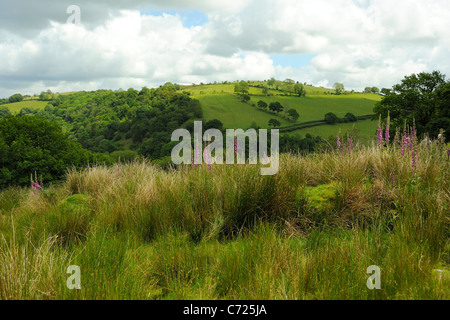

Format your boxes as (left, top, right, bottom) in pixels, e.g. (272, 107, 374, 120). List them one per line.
(291, 119, 378, 141)
(0, 137, 448, 300)
(199, 94, 292, 129)
(4, 101, 47, 113)
(182, 82, 380, 139)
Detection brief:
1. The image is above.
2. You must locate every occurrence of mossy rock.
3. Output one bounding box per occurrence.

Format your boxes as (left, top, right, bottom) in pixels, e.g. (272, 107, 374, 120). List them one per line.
(298, 182, 338, 211)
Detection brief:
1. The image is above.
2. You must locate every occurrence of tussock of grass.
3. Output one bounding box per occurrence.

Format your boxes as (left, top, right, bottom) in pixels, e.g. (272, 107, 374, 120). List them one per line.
(0, 143, 448, 299)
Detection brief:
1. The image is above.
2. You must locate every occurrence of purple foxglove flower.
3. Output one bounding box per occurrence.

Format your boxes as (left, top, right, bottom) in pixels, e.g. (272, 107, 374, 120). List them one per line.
(34, 182, 43, 190)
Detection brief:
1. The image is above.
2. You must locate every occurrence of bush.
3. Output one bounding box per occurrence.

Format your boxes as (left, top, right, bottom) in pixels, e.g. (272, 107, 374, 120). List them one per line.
(344, 113, 358, 122)
(8, 94, 23, 103)
(324, 112, 339, 124)
(241, 94, 251, 103)
(0, 107, 11, 118)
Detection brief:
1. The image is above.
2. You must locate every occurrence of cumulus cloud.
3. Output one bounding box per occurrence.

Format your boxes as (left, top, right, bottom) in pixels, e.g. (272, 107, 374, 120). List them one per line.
(0, 0, 449, 97)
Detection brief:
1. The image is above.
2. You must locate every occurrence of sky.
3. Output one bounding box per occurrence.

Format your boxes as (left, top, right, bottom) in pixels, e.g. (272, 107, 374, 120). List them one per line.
(0, 0, 449, 98)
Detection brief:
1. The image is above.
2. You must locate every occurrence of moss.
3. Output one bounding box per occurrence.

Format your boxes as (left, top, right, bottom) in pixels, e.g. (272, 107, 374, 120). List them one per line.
(299, 182, 338, 211)
(59, 194, 90, 210)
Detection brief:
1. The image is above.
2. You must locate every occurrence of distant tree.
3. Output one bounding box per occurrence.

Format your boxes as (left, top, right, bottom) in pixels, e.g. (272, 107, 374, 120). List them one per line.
(269, 102, 284, 115)
(234, 80, 250, 94)
(380, 88, 390, 95)
(364, 87, 372, 93)
(371, 87, 380, 94)
(267, 77, 276, 88)
(324, 112, 339, 124)
(257, 100, 268, 110)
(284, 78, 295, 84)
(39, 90, 54, 101)
(0, 107, 10, 118)
(294, 83, 306, 97)
(269, 119, 281, 128)
(98, 139, 117, 153)
(374, 70, 449, 137)
(241, 93, 251, 103)
(18, 108, 38, 116)
(8, 93, 23, 103)
(333, 83, 344, 95)
(344, 113, 358, 122)
(287, 109, 300, 121)
(138, 132, 171, 160)
(262, 86, 269, 95)
(205, 119, 223, 131)
(284, 83, 294, 93)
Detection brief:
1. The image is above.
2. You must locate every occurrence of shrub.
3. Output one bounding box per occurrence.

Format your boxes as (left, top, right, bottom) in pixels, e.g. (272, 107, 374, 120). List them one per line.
(344, 113, 358, 122)
(324, 112, 339, 124)
(8, 93, 23, 103)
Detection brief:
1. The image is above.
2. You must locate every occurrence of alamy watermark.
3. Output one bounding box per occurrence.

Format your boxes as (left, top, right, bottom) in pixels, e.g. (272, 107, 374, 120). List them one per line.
(67, 5, 81, 25)
(66, 265, 81, 290)
(171, 121, 280, 175)
(366, 265, 381, 290)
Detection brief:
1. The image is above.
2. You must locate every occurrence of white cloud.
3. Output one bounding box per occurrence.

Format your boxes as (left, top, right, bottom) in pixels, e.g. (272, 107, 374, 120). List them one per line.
(1, 0, 450, 97)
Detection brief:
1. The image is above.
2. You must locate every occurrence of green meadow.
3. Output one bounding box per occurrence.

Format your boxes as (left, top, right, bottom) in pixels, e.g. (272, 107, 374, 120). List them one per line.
(5, 100, 47, 113)
(198, 94, 292, 129)
(183, 82, 381, 139)
(292, 119, 378, 140)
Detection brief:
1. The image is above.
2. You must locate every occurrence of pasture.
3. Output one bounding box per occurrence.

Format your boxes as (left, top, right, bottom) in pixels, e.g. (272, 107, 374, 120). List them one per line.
(4, 100, 48, 113)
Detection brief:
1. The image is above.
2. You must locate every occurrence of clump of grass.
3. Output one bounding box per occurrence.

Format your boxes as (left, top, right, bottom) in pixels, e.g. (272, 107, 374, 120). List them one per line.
(0, 228, 69, 300)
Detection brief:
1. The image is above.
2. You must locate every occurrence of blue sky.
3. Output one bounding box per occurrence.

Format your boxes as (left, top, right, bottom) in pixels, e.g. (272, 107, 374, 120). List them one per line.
(141, 9, 208, 28)
(271, 54, 317, 69)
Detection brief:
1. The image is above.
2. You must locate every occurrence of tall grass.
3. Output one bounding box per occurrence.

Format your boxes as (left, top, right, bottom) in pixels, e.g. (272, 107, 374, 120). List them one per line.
(0, 142, 448, 299)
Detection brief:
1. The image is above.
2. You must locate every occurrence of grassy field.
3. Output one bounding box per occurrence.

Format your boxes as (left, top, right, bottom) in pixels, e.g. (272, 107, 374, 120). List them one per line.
(199, 94, 292, 129)
(291, 119, 378, 140)
(4, 101, 47, 113)
(0, 139, 448, 300)
(182, 82, 381, 139)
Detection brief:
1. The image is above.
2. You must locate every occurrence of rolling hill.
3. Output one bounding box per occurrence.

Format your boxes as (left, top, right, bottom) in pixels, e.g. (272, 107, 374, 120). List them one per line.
(2, 81, 382, 141)
(181, 81, 382, 140)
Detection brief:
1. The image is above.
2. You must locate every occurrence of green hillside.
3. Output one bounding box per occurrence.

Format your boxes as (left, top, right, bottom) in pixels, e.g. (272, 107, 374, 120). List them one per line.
(197, 94, 292, 129)
(181, 81, 381, 139)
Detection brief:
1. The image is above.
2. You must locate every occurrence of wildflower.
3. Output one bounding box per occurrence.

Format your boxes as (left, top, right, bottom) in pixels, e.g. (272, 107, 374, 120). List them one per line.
(336, 134, 341, 149)
(203, 144, 211, 170)
(194, 143, 200, 166)
(391, 171, 395, 186)
(401, 134, 409, 156)
(31, 175, 43, 196)
(34, 181, 43, 190)
(377, 126, 384, 149)
(411, 145, 418, 173)
(348, 137, 353, 152)
(385, 112, 390, 144)
(117, 164, 121, 176)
